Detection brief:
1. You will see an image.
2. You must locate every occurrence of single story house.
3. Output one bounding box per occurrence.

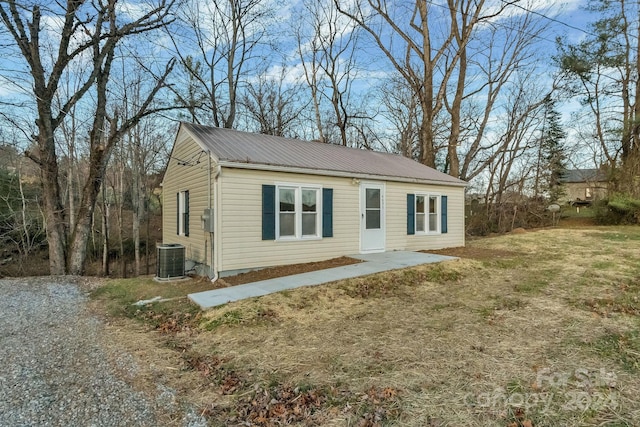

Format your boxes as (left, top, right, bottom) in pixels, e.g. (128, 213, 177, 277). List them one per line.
(560, 168, 608, 204)
(161, 122, 467, 277)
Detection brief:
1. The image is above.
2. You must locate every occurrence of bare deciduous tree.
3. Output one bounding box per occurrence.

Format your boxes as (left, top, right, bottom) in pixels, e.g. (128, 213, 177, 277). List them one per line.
(336, 0, 544, 177)
(241, 68, 306, 137)
(0, 0, 176, 274)
(380, 75, 420, 158)
(171, 0, 271, 128)
(297, 0, 363, 146)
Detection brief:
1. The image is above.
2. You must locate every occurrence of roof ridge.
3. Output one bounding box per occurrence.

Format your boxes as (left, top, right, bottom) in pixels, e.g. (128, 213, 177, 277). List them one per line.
(182, 121, 411, 160)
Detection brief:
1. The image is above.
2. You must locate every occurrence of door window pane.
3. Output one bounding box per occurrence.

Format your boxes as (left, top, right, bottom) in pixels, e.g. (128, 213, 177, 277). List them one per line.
(366, 210, 381, 229)
(366, 188, 380, 208)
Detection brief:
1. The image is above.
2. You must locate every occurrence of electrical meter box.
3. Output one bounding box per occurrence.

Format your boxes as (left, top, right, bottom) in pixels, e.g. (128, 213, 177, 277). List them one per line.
(202, 208, 214, 232)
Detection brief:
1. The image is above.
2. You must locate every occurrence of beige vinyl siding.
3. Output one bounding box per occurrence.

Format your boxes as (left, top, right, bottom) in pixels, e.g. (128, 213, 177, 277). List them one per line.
(162, 131, 214, 265)
(218, 168, 360, 272)
(218, 168, 465, 272)
(162, 132, 465, 273)
(385, 182, 465, 251)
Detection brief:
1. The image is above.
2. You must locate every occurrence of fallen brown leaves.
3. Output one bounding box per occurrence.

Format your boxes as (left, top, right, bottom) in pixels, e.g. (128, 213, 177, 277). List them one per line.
(236, 385, 327, 425)
(582, 280, 640, 317)
(356, 386, 401, 426)
(134, 307, 202, 334)
(183, 353, 243, 394)
(195, 377, 402, 426)
(505, 407, 534, 427)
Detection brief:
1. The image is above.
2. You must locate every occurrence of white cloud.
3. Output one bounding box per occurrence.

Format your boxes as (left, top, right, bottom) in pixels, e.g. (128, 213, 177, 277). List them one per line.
(257, 63, 306, 85)
(482, 0, 582, 20)
(116, 0, 155, 21)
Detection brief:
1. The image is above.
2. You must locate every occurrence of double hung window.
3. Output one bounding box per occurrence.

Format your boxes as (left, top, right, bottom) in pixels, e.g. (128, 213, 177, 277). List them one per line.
(277, 185, 320, 239)
(415, 194, 439, 234)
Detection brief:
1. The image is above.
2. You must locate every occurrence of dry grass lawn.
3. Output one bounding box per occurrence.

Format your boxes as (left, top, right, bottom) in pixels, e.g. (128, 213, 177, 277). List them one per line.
(96, 226, 640, 426)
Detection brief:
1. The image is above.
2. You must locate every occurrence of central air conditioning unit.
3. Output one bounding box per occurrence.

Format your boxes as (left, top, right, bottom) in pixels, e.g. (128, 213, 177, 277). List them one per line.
(155, 243, 186, 280)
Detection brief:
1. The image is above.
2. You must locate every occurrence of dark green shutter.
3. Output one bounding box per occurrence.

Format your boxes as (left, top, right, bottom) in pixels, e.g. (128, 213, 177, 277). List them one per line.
(322, 188, 333, 237)
(184, 190, 190, 236)
(407, 194, 415, 235)
(441, 195, 448, 234)
(262, 185, 276, 240)
(176, 193, 180, 235)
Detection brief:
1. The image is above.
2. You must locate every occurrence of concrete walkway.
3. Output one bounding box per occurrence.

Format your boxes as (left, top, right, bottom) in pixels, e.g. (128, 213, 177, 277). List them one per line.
(188, 251, 457, 309)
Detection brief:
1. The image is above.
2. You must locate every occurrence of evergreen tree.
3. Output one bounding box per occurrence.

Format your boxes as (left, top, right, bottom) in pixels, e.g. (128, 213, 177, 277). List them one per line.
(557, 0, 640, 195)
(539, 95, 567, 203)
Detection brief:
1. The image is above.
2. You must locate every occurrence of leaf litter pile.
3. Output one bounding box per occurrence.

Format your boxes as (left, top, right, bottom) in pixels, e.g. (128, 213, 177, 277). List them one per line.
(181, 350, 401, 425)
(103, 227, 640, 426)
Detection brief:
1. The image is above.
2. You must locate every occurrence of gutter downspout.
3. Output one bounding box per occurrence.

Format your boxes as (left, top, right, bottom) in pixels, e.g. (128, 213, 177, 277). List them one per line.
(209, 154, 221, 283)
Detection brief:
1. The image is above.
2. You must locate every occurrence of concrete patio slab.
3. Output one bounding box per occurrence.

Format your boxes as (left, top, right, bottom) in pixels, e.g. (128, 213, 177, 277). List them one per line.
(188, 251, 457, 309)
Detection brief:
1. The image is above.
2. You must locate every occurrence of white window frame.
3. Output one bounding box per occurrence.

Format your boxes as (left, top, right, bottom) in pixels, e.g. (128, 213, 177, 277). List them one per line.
(415, 193, 441, 235)
(178, 190, 189, 236)
(275, 183, 322, 241)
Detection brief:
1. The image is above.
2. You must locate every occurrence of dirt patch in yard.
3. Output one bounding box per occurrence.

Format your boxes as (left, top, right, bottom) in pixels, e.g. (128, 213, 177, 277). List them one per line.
(217, 256, 362, 286)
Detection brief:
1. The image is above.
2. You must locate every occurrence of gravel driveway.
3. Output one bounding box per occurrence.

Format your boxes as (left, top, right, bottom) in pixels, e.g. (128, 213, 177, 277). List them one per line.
(0, 277, 205, 427)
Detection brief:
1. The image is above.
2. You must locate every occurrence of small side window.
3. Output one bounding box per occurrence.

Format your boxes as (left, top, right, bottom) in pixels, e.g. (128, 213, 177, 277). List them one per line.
(178, 190, 189, 236)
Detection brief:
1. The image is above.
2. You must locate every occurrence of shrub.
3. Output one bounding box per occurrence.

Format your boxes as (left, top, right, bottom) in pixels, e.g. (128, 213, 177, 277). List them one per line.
(594, 194, 640, 225)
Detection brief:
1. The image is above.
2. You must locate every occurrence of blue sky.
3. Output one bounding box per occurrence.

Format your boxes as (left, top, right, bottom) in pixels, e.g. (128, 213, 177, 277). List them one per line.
(0, 0, 616, 170)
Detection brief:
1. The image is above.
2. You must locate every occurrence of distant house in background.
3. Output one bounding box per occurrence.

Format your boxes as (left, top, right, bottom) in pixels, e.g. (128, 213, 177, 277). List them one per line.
(161, 123, 467, 277)
(560, 168, 608, 204)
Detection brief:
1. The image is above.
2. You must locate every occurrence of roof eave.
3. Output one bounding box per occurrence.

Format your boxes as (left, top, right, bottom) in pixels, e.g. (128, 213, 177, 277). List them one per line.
(161, 123, 223, 186)
(217, 160, 468, 187)
(180, 122, 221, 163)
(160, 122, 183, 186)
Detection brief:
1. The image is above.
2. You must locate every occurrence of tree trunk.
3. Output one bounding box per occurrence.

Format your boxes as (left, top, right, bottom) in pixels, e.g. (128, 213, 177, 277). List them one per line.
(133, 208, 140, 276)
(67, 127, 112, 275)
(419, 112, 436, 167)
(68, 210, 93, 275)
(102, 202, 109, 277)
(38, 131, 67, 275)
(447, 44, 466, 178)
(132, 134, 143, 276)
(101, 181, 110, 277)
(145, 209, 150, 275)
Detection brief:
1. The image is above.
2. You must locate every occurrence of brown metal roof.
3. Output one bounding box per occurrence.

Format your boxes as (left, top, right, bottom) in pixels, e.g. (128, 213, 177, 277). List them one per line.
(181, 122, 466, 186)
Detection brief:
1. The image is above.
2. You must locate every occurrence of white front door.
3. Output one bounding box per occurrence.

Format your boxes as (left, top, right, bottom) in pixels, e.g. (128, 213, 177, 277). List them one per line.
(360, 183, 385, 252)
